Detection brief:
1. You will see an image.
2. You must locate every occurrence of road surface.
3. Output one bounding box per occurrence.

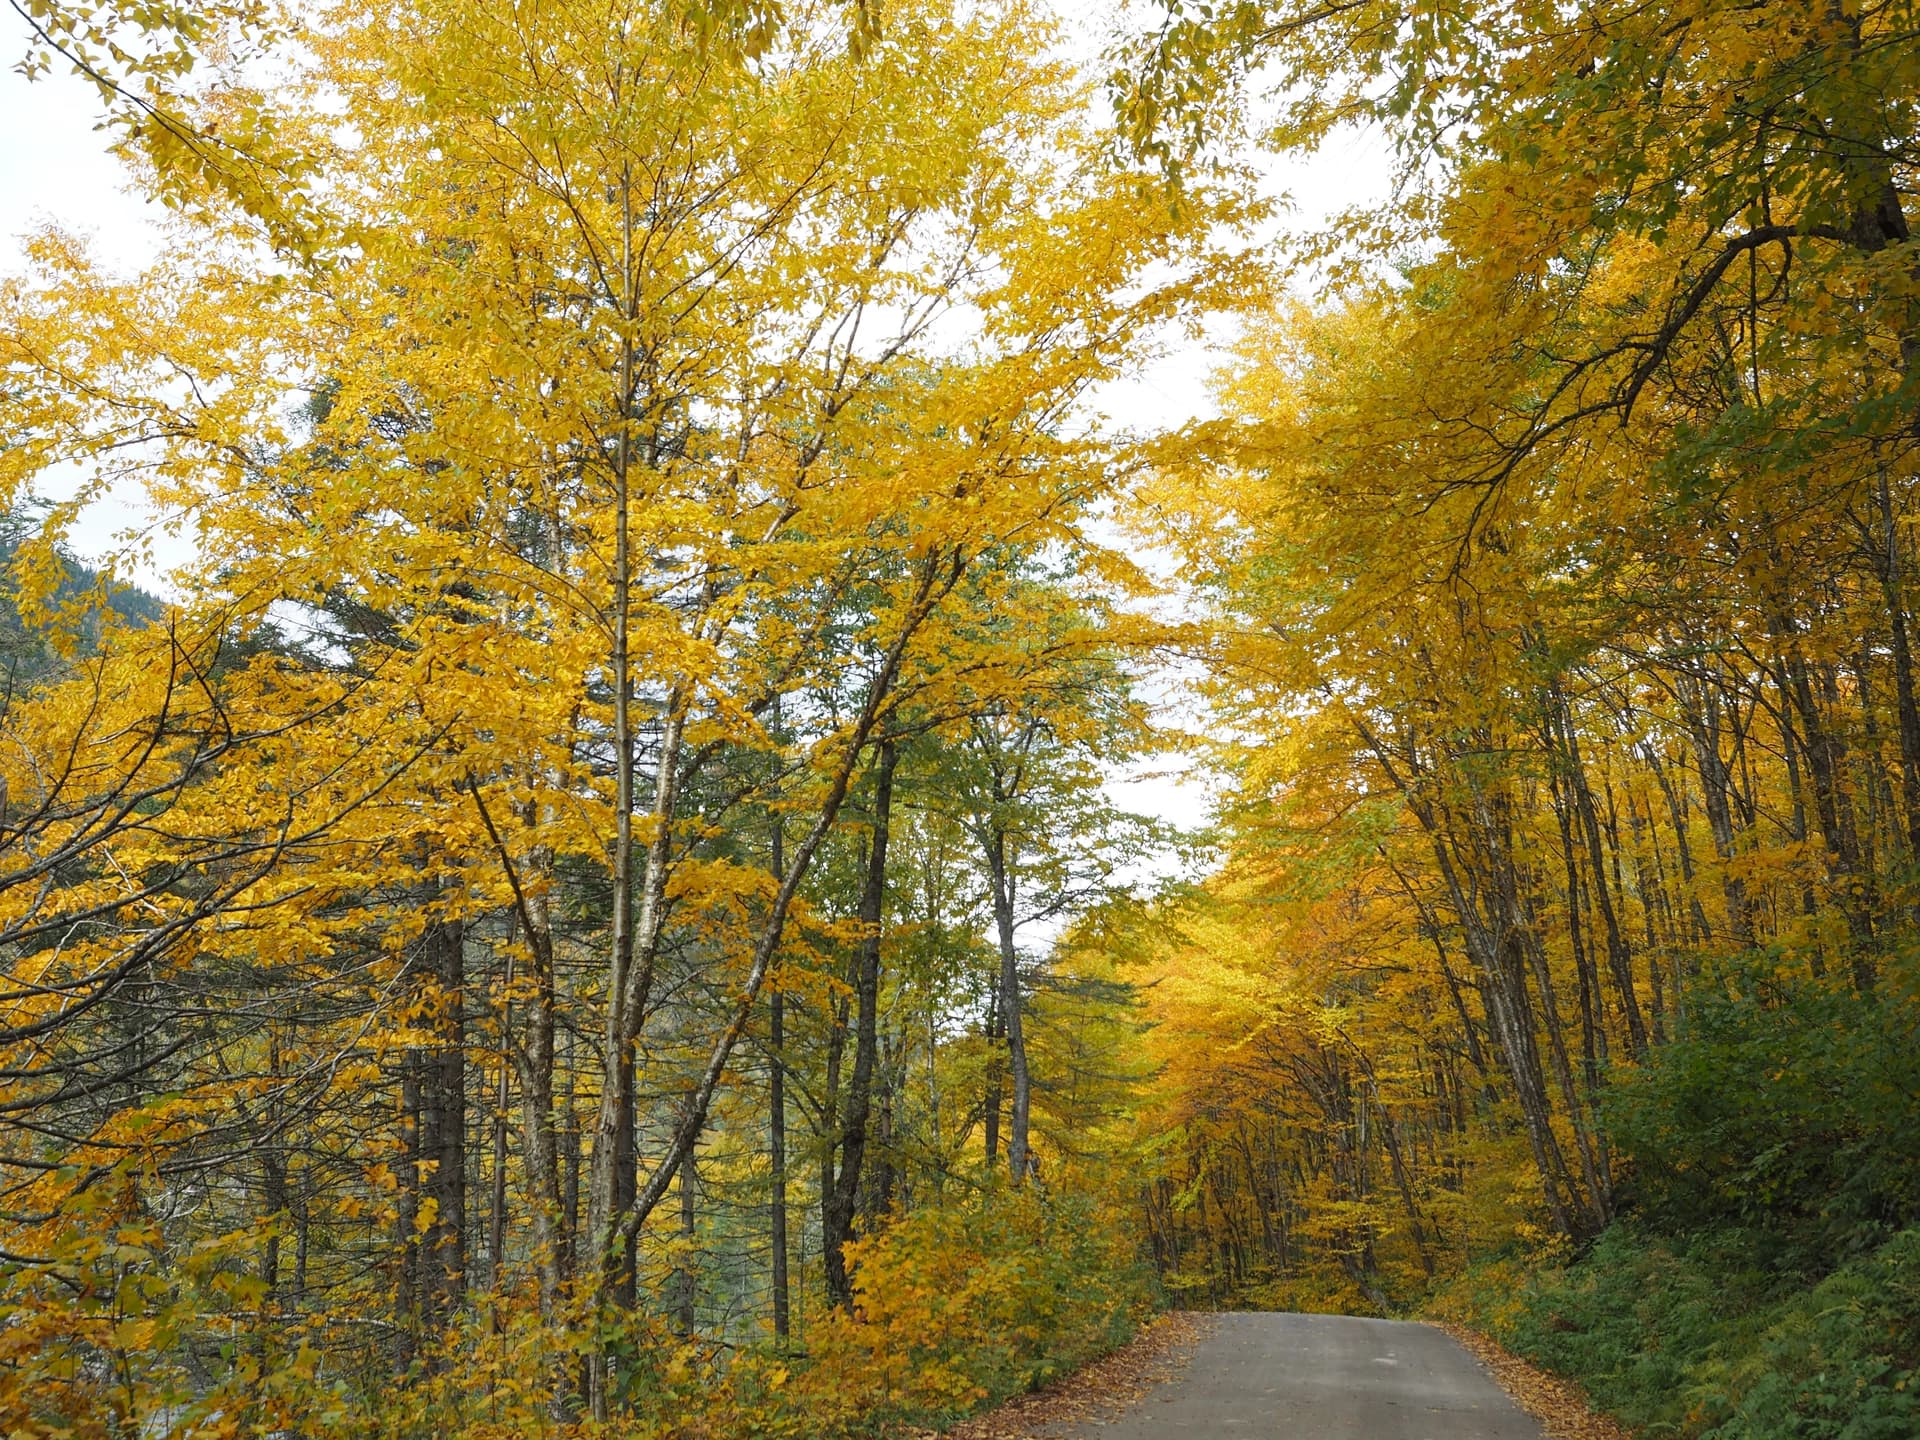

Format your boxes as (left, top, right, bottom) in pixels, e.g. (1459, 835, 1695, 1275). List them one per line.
(1044, 1312, 1543, 1439)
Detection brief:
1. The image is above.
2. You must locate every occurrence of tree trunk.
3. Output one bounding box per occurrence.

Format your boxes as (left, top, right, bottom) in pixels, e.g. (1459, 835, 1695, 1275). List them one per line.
(768, 816, 790, 1345)
(1561, 722, 1648, 1057)
(985, 823, 1032, 1184)
(487, 934, 514, 1297)
(398, 915, 467, 1354)
(1779, 629, 1878, 991)
(515, 876, 566, 1319)
(674, 1141, 698, 1336)
(1876, 469, 1920, 861)
(982, 975, 1003, 1169)
(419, 917, 467, 1324)
(825, 740, 897, 1308)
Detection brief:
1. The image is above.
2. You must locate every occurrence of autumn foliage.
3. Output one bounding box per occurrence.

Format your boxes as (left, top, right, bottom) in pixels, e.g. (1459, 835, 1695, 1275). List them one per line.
(1105, 0, 1920, 1432)
(8, 0, 1920, 1437)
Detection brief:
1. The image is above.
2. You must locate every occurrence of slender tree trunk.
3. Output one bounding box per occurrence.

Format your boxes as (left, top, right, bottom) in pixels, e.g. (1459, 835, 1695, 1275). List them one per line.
(510, 860, 566, 1319)
(865, 1036, 898, 1226)
(470, 787, 567, 1316)
(1779, 629, 1878, 991)
(1551, 695, 1648, 1056)
(675, 1142, 698, 1336)
(396, 1059, 419, 1368)
(1617, 776, 1670, 1043)
(985, 824, 1032, 1184)
(825, 740, 897, 1308)
(1877, 469, 1920, 861)
(1550, 779, 1608, 1110)
(1395, 872, 1498, 1103)
(1376, 1096, 1435, 1276)
(1677, 675, 1754, 951)
(488, 954, 511, 1297)
(982, 975, 1003, 1169)
(609, 1040, 633, 1309)
(1520, 902, 1609, 1225)
(421, 917, 467, 1324)
(397, 913, 468, 1357)
(260, 1147, 286, 1305)
(1768, 661, 1826, 970)
(767, 817, 790, 1345)
(292, 1171, 309, 1306)
(820, 986, 845, 1296)
(1852, 645, 1897, 879)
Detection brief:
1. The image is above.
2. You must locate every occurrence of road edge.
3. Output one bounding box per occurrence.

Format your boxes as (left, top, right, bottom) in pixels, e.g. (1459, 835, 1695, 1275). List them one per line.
(932, 1310, 1215, 1439)
(1429, 1320, 1636, 1440)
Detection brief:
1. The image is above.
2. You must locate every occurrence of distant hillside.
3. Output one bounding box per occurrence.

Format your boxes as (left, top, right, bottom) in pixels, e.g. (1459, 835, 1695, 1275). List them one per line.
(0, 538, 169, 687)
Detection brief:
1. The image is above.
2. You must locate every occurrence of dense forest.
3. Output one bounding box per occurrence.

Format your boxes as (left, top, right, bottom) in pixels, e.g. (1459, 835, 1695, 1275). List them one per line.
(4, 1, 1919, 1437)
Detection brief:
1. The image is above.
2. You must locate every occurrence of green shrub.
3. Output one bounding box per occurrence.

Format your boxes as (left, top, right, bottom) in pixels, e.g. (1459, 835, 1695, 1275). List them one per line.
(1603, 953, 1920, 1276)
(1442, 1226, 1920, 1439)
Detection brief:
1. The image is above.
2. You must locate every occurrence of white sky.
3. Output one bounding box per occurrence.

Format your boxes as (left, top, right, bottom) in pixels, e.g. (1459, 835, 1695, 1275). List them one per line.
(0, 6, 1393, 852)
(1, 41, 170, 276)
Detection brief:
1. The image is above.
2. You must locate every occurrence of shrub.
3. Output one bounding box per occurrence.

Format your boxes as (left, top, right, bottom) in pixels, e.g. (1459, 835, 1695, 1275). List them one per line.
(1604, 953, 1920, 1275)
(762, 1180, 1155, 1435)
(1440, 1225, 1920, 1439)
(327, 1178, 1152, 1440)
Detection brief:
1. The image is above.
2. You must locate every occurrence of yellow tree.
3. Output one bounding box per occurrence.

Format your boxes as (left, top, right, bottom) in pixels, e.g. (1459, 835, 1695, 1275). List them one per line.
(5, 0, 1258, 1420)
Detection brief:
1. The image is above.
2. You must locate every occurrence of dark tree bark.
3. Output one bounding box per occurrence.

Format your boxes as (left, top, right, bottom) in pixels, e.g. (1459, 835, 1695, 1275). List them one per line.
(767, 814, 791, 1345)
(985, 822, 1033, 1184)
(1875, 470, 1920, 861)
(419, 917, 467, 1321)
(398, 915, 467, 1353)
(982, 974, 1004, 1169)
(824, 740, 897, 1309)
(768, 983, 791, 1341)
(1549, 693, 1649, 1056)
(674, 1141, 698, 1336)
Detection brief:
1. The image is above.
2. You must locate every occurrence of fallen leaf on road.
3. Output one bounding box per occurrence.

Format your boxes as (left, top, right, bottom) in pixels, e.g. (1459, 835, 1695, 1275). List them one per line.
(933, 1310, 1215, 1439)
(1432, 1321, 1635, 1440)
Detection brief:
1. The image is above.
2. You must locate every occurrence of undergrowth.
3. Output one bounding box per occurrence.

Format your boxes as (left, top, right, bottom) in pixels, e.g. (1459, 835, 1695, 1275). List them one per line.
(1434, 1224, 1920, 1438)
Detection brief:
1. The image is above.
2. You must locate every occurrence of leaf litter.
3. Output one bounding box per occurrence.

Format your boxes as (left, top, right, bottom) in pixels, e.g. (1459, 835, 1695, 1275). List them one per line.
(1434, 1321, 1636, 1440)
(929, 1310, 1215, 1439)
